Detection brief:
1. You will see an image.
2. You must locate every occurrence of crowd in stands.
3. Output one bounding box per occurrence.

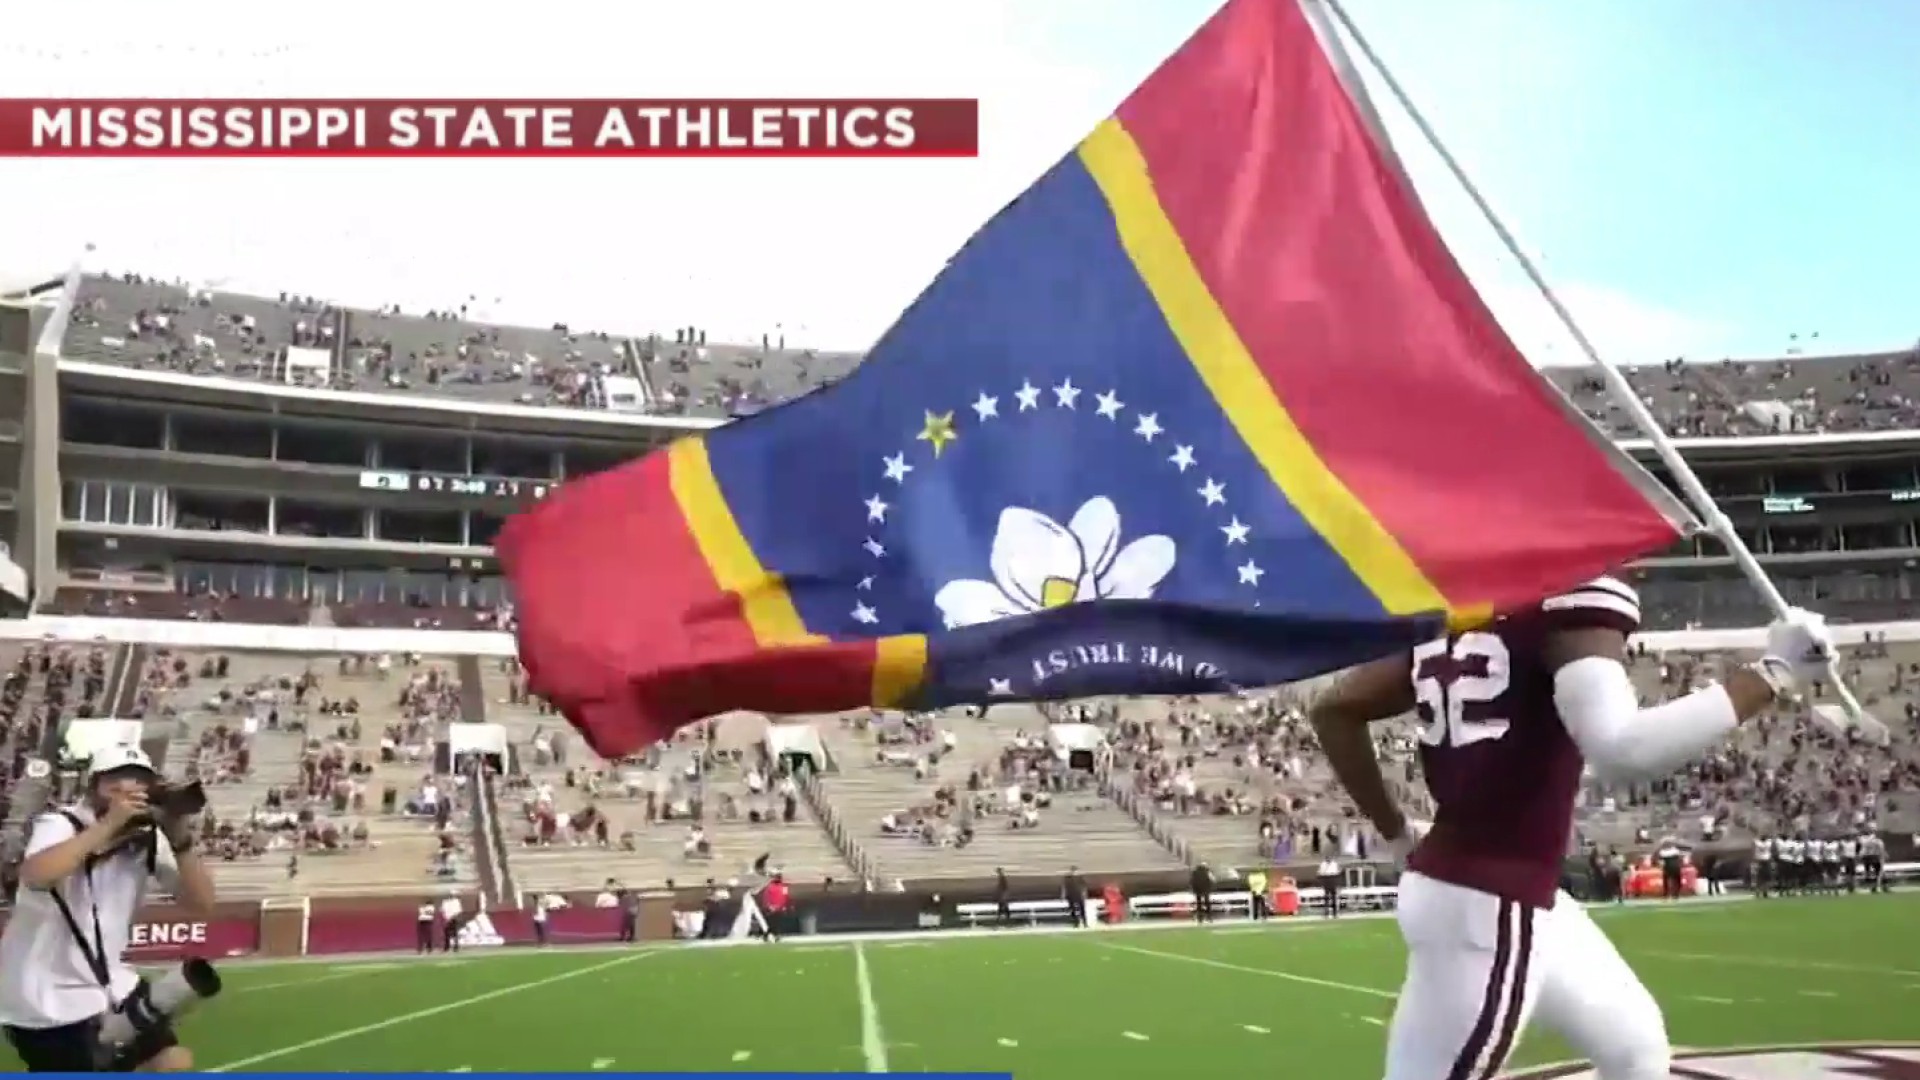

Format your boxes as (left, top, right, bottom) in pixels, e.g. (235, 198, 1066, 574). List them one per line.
(0, 637, 1912, 897)
(9, 270, 1920, 896)
(0, 644, 110, 840)
(73, 649, 484, 893)
(55, 273, 1920, 433)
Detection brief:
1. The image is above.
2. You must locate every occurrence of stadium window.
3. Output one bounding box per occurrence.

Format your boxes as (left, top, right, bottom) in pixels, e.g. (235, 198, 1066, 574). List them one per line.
(104, 484, 132, 525)
(469, 512, 507, 547)
(171, 411, 273, 457)
(130, 486, 158, 528)
(61, 480, 81, 521)
(63, 398, 163, 449)
(340, 568, 386, 602)
(277, 421, 369, 466)
(269, 565, 307, 599)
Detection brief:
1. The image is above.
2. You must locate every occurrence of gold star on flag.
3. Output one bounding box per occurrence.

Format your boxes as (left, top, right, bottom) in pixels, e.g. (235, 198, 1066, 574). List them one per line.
(916, 410, 958, 457)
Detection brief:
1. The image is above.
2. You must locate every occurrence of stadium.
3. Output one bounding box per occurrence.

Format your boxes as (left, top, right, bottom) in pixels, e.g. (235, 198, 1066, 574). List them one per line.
(0, 274, 1915, 1076)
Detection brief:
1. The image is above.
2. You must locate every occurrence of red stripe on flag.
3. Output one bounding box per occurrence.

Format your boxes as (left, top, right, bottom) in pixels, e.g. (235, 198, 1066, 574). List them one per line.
(499, 452, 896, 757)
(1114, 0, 1676, 604)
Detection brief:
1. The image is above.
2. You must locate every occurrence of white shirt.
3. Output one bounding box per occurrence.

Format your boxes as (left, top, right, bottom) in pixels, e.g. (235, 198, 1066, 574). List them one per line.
(0, 806, 180, 1028)
(1317, 859, 1339, 876)
(440, 897, 462, 919)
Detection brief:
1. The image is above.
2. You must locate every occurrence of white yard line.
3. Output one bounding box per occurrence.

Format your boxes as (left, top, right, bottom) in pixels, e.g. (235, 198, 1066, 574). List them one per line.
(208, 952, 656, 1071)
(1643, 949, 1920, 980)
(853, 942, 890, 1073)
(1094, 940, 1397, 998)
(231, 969, 389, 995)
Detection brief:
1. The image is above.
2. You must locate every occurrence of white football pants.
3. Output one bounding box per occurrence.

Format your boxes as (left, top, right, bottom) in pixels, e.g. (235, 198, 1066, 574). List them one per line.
(1382, 871, 1670, 1080)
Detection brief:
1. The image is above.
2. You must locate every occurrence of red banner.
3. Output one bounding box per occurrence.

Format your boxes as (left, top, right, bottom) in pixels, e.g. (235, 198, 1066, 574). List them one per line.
(124, 916, 259, 962)
(0, 99, 980, 157)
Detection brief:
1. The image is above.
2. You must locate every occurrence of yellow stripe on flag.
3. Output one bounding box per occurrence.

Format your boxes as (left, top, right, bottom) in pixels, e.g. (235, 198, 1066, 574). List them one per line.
(1076, 118, 1450, 618)
(668, 437, 822, 646)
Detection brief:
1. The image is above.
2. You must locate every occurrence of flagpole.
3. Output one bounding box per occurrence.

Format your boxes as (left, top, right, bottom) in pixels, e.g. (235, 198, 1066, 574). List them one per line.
(1316, 0, 1885, 743)
(1297, 0, 1414, 189)
(33, 243, 92, 363)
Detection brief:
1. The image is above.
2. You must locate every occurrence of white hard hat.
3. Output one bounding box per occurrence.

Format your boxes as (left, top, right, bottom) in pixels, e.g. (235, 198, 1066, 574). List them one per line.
(87, 744, 157, 780)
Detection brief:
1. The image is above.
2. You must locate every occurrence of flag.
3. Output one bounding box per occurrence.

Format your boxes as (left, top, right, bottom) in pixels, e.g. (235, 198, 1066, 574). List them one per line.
(498, 0, 1692, 759)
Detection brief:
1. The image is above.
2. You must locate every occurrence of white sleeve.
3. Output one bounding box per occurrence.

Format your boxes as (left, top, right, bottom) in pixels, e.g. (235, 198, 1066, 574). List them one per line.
(23, 812, 78, 859)
(1553, 655, 1738, 782)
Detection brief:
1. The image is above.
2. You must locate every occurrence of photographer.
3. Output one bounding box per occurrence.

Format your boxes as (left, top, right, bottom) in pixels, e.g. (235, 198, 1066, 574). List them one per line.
(0, 747, 215, 1072)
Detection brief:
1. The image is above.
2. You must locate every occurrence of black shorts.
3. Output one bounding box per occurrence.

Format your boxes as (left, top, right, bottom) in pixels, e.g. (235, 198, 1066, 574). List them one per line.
(4, 1011, 178, 1073)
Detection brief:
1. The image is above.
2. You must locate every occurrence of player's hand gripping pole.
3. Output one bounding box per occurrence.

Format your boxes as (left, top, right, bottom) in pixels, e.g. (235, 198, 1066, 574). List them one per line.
(1311, 0, 1887, 745)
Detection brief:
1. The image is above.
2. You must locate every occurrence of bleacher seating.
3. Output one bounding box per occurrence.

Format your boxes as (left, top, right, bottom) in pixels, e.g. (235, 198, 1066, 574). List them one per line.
(1089, 640, 1920, 868)
(816, 705, 1185, 880)
(130, 650, 480, 897)
(482, 659, 853, 890)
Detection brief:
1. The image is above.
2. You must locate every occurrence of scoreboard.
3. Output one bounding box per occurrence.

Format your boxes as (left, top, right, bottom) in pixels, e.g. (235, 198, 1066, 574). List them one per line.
(358, 469, 553, 501)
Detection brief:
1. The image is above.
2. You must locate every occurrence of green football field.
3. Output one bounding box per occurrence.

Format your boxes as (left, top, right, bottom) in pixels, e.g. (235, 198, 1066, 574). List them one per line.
(9, 893, 1919, 1075)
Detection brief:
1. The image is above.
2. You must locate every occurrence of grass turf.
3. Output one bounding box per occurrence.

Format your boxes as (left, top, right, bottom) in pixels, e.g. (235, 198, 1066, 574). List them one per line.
(8, 892, 1917, 1075)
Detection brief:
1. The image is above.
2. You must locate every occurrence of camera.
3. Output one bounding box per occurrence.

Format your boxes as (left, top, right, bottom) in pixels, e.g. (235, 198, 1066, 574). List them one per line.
(145, 779, 208, 821)
(96, 959, 222, 1052)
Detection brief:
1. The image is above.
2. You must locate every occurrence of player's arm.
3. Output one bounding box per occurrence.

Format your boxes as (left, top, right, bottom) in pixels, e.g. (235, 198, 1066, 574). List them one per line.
(1541, 577, 1790, 782)
(1306, 653, 1416, 843)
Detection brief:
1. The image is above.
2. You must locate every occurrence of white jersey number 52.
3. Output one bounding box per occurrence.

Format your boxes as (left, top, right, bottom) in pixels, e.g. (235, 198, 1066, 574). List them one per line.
(1412, 632, 1513, 748)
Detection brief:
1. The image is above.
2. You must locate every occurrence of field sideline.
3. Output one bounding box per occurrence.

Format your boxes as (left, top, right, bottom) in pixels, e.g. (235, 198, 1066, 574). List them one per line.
(4, 892, 1914, 1075)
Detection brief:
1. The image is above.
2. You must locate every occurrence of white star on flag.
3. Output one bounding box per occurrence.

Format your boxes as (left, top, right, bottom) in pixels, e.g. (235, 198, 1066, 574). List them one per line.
(863, 537, 886, 558)
(1014, 381, 1042, 410)
(971, 393, 999, 421)
(851, 602, 880, 625)
(882, 453, 913, 483)
(857, 576, 875, 590)
(1237, 560, 1264, 585)
(1053, 378, 1080, 409)
(1221, 517, 1250, 545)
(1094, 391, 1124, 419)
(1133, 413, 1163, 441)
(865, 495, 889, 523)
(1169, 445, 1196, 472)
(1198, 478, 1226, 506)
(988, 677, 1014, 696)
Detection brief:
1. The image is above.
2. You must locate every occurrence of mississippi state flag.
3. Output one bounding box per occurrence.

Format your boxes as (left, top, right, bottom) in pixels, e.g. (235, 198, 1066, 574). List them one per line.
(498, 0, 1693, 758)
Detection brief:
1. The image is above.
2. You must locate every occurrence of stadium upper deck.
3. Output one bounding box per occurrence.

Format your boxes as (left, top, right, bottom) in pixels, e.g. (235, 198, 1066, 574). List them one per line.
(55, 271, 1920, 432)
(2, 274, 1919, 630)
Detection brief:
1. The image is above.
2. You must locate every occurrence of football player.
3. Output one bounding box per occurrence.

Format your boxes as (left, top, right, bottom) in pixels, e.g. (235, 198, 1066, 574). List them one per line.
(1308, 576, 1832, 1080)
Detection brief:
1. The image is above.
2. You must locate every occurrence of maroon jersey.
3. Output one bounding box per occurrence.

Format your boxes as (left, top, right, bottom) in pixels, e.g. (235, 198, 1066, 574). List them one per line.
(1404, 576, 1641, 909)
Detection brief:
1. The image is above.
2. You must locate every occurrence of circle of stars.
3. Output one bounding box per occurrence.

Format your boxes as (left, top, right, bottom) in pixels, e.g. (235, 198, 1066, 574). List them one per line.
(853, 376, 1265, 630)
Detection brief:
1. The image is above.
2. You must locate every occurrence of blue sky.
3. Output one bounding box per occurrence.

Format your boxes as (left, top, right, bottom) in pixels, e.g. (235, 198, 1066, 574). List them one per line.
(1014, 0, 1918, 364)
(3, 0, 1913, 365)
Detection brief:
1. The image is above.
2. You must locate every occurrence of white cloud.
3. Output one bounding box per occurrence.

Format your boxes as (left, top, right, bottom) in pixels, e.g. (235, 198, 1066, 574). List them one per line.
(1478, 279, 1737, 368)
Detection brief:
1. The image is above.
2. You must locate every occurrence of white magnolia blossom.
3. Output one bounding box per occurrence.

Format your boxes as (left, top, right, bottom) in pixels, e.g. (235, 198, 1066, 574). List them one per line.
(934, 497, 1176, 628)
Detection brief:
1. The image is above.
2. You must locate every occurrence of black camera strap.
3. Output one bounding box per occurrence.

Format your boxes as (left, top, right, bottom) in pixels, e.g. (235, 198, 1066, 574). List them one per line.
(52, 810, 115, 992)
